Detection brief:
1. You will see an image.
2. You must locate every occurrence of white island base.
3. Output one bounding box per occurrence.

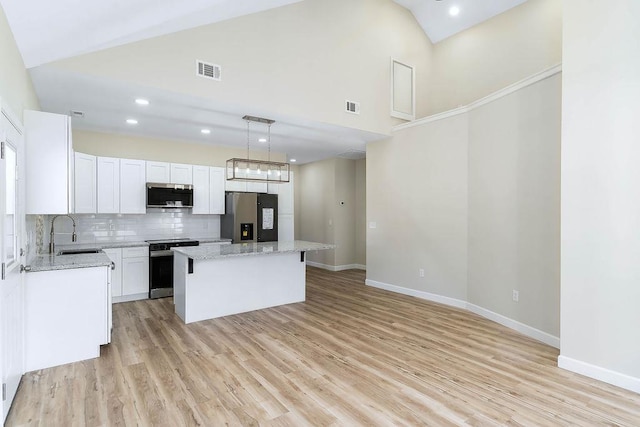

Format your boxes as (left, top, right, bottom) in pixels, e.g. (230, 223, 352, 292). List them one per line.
(174, 251, 306, 324)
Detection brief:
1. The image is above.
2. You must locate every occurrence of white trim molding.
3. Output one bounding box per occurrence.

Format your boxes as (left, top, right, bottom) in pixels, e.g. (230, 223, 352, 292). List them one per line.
(365, 279, 467, 309)
(558, 356, 640, 394)
(467, 303, 560, 348)
(393, 63, 562, 132)
(307, 261, 366, 272)
(365, 279, 560, 349)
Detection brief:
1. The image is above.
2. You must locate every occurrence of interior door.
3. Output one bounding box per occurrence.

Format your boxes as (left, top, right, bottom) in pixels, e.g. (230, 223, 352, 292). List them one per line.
(1, 109, 25, 423)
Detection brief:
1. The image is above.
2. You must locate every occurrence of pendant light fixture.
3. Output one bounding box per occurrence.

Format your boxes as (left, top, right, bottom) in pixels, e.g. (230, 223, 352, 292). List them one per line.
(226, 115, 290, 183)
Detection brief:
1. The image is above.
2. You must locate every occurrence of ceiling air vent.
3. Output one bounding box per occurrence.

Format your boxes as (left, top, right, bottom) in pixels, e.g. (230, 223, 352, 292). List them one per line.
(196, 60, 222, 81)
(70, 110, 84, 118)
(345, 100, 360, 115)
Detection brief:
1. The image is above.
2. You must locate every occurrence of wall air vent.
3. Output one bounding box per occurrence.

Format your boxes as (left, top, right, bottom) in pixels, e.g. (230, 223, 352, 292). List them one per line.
(345, 100, 360, 115)
(196, 60, 222, 81)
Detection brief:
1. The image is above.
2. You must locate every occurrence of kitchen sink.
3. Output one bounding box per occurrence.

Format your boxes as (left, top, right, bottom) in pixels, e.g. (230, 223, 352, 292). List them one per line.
(56, 248, 102, 255)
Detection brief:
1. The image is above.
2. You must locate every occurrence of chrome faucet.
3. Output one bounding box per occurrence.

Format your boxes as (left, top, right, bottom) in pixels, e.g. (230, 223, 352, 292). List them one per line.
(49, 214, 77, 254)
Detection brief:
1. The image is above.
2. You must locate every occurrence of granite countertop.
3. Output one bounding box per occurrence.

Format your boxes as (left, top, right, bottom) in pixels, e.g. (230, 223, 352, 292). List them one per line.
(28, 252, 113, 273)
(56, 241, 149, 251)
(55, 237, 230, 252)
(196, 238, 232, 244)
(172, 240, 335, 260)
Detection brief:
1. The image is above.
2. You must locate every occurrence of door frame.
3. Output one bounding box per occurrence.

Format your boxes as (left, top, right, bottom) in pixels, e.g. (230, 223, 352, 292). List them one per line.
(0, 98, 26, 423)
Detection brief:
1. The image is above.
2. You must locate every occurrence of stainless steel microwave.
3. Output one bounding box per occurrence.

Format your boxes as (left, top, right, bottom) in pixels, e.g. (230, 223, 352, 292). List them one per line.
(146, 183, 194, 208)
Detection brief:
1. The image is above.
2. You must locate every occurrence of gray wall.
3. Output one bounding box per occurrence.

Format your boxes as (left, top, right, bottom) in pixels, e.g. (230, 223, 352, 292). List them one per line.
(367, 72, 561, 337)
(367, 114, 469, 300)
(468, 74, 561, 336)
(298, 157, 365, 268)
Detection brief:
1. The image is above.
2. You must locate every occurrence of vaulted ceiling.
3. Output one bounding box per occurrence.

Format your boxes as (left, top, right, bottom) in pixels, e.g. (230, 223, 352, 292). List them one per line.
(2, 0, 529, 163)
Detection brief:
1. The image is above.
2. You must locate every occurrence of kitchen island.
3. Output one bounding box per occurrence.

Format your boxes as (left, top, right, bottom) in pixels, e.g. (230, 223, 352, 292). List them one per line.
(172, 240, 334, 323)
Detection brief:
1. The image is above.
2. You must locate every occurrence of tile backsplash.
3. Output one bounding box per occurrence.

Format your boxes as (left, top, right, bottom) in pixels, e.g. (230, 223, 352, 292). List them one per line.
(31, 211, 221, 252)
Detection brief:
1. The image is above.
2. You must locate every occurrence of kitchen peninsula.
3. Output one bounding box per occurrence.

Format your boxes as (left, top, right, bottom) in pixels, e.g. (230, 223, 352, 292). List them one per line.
(172, 240, 334, 323)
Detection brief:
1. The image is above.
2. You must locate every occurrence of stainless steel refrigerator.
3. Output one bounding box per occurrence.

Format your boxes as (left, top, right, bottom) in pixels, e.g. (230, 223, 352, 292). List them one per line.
(221, 192, 278, 243)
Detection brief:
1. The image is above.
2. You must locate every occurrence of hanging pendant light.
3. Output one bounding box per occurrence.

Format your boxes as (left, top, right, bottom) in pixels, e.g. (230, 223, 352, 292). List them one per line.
(226, 115, 290, 183)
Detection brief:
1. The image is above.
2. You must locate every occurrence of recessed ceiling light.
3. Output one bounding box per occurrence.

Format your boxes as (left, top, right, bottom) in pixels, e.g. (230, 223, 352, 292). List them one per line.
(258, 138, 267, 143)
(126, 119, 138, 125)
(449, 5, 460, 16)
(290, 158, 297, 163)
(135, 98, 149, 105)
(201, 129, 211, 134)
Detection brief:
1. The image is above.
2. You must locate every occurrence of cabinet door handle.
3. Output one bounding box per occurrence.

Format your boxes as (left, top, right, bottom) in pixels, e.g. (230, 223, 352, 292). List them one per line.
(111, 262, 116, 270)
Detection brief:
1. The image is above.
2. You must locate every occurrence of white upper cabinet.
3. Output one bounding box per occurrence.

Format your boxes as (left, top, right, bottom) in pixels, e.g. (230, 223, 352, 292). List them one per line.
(247, 182, 268, 193)
(225, 179, 247, 192)
(146, 161, 192, 185)
(97, 157, 120, 214)
(74, 152, 97, 214)
(146, 161, 170, 183)
(278, 171, 294, 215)
(192, 166, 225, 215)
(191, 166, 210, 215)
(170, 163, 193, 185)
(24, 110, 73, 214)
(120, 159, 146, 214)
(267, 171, 294, 215)
(209, 167, 225, 214)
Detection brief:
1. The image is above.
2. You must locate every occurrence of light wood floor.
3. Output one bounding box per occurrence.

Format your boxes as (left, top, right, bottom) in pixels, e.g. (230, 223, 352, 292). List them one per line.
(7, 267, 640, 426)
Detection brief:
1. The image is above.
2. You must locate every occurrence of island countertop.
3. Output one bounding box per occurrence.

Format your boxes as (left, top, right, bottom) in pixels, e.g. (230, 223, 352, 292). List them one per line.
(172, 240, 335, 260)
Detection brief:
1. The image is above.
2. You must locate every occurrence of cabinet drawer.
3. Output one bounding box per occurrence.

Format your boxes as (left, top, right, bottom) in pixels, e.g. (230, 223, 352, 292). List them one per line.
(122, 246, 149, 258)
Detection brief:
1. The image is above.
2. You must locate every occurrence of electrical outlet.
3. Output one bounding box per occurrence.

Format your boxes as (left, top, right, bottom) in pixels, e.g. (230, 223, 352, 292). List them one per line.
(512, 290, 519, 302)
(369, 222, 377, 229)
(419, 268, 425, 278)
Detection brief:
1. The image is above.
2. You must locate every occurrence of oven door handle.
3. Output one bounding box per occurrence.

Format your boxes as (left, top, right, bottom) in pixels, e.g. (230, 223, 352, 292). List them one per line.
(150, 250, 174, 257)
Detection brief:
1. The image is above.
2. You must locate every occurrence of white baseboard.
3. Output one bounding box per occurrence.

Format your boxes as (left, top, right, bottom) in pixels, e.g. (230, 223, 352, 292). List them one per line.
(365, 279, 467, 309)
(467, 303, 560, 348)
(113, 293, 148, 303)
(558, 355, 640, 394)
(365, 279, 560, 349)
(306, 261, 366, 271)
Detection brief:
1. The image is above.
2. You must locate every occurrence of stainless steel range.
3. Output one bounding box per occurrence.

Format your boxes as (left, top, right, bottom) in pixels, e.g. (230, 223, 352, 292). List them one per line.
(146, 238, 199, 299)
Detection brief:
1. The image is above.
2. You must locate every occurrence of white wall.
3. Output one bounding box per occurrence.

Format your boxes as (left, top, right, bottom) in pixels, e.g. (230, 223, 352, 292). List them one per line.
(73, 130, 286, 166)
(48, 0, 434, 134)
(430, 0, 562, 114)
(0, 3, 39, 118)
(560, 0, 640, 392)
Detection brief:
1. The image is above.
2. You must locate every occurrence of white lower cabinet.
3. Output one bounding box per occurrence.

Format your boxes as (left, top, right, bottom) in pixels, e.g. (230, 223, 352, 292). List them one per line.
(25, 266, 110, 371)
(122, 247, 150, 300)
(105, 246, 149, 302)
(103, 248, 123, 297)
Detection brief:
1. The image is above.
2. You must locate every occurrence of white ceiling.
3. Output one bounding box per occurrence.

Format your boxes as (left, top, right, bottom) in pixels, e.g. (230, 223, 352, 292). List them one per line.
(2, 0, 529, 164)
(393, 0, 528, 43)
(0, 0, 304, 68)
(30, 66, 381, 164)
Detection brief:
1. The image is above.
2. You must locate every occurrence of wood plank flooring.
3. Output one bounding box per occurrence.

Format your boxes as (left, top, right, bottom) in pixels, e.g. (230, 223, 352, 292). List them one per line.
(7, 267, 640, 426)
